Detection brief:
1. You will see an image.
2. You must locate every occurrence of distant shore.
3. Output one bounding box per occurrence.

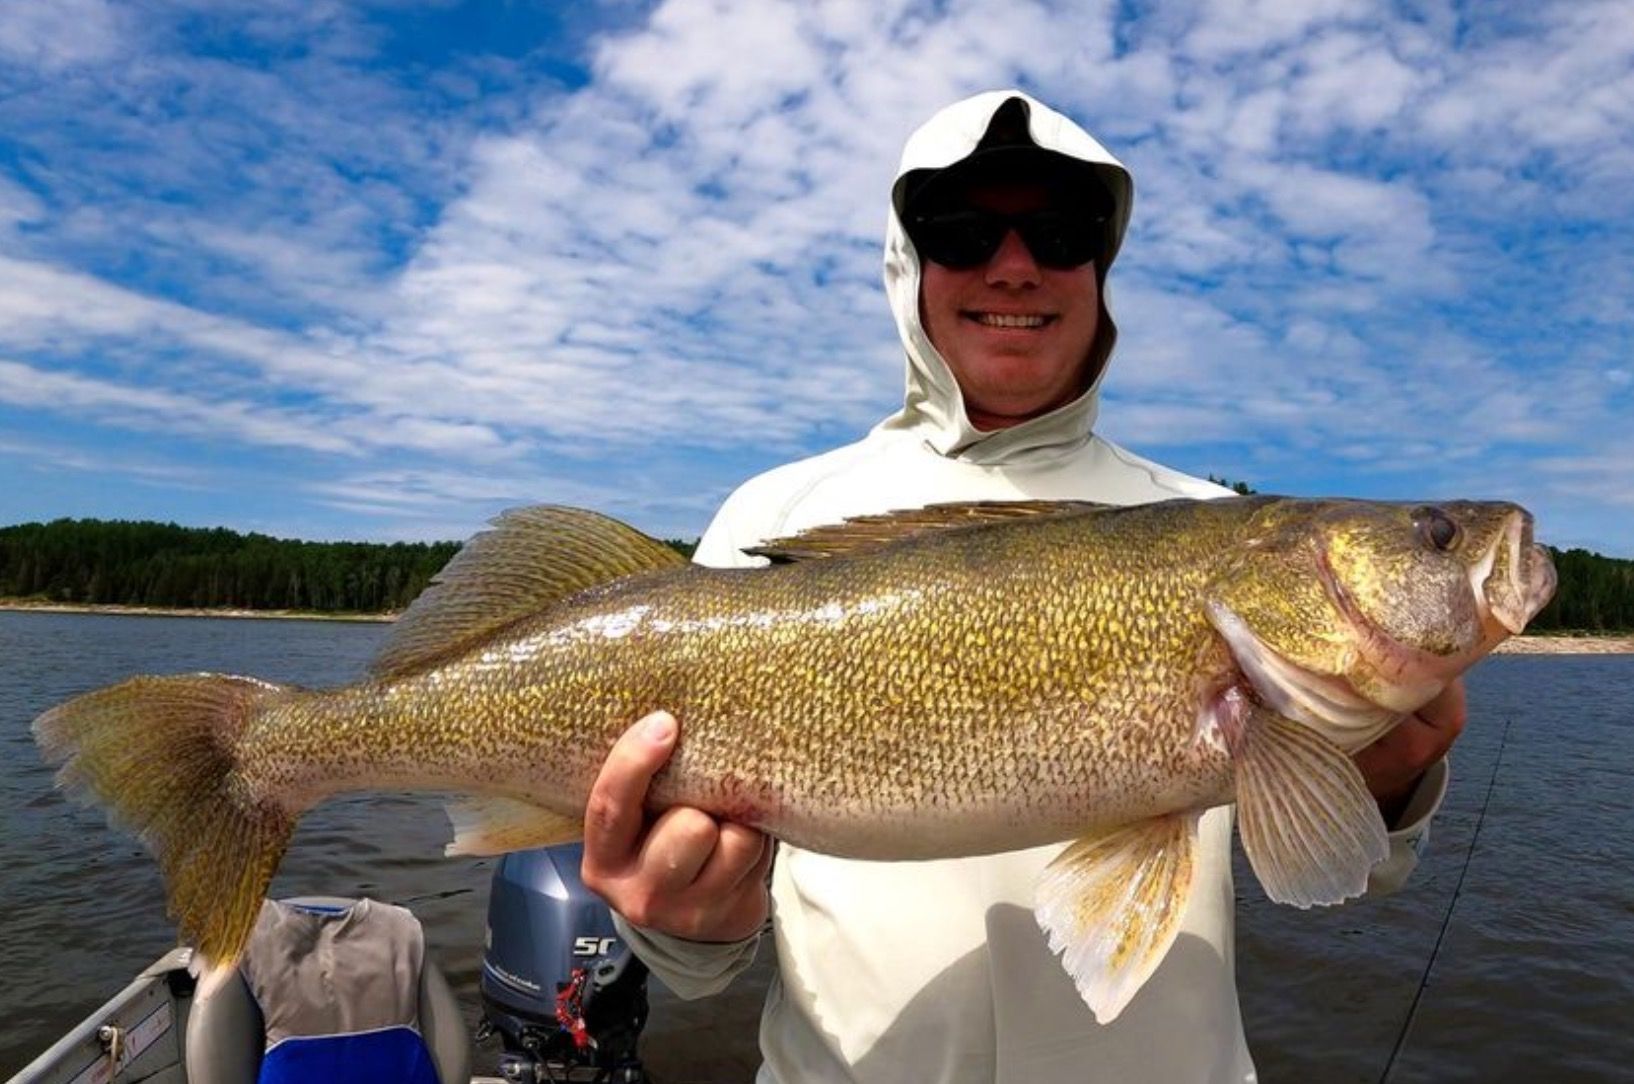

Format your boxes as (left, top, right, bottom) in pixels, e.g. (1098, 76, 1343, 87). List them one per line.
(1492, 633, 1634, 654)
(0, 599, 396, 623)
(3, 598, 1631, 650)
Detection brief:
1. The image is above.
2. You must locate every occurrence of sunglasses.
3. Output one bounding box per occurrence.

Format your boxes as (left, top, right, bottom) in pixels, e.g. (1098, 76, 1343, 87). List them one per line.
(906, 207, 1108, 270)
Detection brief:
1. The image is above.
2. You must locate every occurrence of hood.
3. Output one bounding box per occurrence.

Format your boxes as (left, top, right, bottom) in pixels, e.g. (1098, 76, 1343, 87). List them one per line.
(876, 90, 1134, 464)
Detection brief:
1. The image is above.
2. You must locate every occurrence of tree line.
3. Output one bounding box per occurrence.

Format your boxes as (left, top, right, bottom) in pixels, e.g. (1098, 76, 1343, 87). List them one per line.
(0, 518, 462, 614)
(0, 518, 699, 615)
(1530, 547, 1634, 632)
(0, 516, 1628, 631)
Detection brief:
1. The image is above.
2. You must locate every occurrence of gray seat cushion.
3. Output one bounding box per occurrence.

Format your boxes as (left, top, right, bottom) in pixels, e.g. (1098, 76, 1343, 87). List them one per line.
(185, 897, 469, 1084)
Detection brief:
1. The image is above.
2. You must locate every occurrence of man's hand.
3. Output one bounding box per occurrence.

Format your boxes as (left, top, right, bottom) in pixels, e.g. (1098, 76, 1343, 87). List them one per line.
(581, 711, 772, 942)
(1353, 677, 1467, 826)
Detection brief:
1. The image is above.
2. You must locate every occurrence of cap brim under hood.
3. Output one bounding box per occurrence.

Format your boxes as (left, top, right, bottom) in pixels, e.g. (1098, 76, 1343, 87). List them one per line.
(877, 90, 1133, 463)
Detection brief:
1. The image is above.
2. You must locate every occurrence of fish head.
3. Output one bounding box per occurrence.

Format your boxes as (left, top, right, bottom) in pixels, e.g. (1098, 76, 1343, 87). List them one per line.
(1206, 499, 1556, 750)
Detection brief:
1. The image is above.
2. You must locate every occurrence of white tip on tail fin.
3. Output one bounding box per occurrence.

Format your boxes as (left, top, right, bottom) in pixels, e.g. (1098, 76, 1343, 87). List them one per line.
(188, 949, 242, 1002)
(1235, 705, 1389, 907)
(1034, 812, 1200, 1024)
(444, 796, 584, 856)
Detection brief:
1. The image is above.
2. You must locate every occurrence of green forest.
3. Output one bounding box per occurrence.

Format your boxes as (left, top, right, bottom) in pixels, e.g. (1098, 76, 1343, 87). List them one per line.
(0, 519, 462, 614)
(0, 516, 1629, 631)
(1531, 547, 1634, 632)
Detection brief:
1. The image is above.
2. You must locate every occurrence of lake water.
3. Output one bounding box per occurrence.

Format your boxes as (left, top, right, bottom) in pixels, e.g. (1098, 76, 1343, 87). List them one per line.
(1, 610, 1630, 1081)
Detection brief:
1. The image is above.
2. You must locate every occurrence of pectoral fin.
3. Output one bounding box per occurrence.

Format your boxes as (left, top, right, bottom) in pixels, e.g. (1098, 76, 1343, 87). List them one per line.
(1235, 704, 1389, 907)
(445, 796, 583, 856)
(1034, 812, 1199, 1024)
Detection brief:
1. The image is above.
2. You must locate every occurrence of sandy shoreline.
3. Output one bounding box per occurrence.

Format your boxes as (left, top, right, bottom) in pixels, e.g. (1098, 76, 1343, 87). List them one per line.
(0, 600, 396, 622)
(3, 599, 1630, 650)
(1492, 634, 1634, 654)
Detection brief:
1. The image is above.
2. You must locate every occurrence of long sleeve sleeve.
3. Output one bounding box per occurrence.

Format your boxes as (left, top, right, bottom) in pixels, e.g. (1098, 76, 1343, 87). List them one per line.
(1365, 757, 1450, 896)
(613, 913, 765, 999)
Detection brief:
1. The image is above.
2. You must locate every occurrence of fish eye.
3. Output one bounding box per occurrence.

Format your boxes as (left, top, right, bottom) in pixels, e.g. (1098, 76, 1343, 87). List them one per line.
(1412, 506, 1461, 551)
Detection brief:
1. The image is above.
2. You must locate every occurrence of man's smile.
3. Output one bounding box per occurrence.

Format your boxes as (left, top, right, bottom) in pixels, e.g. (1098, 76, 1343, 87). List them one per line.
(964, 311, 1056, 329)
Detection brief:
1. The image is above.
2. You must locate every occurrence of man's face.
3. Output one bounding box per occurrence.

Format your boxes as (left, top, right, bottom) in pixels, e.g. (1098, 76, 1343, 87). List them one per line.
(917, 182, 1101, 431)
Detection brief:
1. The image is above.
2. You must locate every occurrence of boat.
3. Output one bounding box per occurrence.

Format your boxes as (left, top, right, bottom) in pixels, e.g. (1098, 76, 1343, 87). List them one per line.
(4, 941, 496, 1084)
(8, 852, 652, 1084)
(10, 947, 200, 1084)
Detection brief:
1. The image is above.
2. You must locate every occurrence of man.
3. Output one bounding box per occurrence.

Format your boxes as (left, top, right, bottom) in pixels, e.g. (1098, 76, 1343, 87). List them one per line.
(581, 91, 1460, 1082)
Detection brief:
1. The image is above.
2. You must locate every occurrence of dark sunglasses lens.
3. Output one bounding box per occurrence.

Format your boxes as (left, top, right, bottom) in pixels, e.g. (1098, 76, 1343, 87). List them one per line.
(912, 209, 1104, 269)
(1016, 211, 1103, 268)
(911, 211, 1005, 269)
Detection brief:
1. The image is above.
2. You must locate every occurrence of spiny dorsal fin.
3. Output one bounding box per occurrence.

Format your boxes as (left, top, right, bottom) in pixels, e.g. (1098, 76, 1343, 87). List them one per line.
(372, 505, 688, 680)
(748, 500, 1104, 563)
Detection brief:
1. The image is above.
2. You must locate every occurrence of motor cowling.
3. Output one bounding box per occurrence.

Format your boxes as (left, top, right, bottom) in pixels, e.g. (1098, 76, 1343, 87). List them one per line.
(479, 843, 649, 1083)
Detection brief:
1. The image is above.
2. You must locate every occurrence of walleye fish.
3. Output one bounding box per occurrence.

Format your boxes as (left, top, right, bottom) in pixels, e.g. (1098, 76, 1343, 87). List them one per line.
(34, 496, 1555, 1021)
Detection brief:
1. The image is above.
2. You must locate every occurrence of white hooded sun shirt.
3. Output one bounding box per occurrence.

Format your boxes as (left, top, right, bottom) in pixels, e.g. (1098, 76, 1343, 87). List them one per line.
(616, 90, 1447, 1084)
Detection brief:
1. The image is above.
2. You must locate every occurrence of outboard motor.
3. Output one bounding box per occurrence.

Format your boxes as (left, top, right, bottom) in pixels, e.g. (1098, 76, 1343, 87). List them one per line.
(479, 843, 650, 1083)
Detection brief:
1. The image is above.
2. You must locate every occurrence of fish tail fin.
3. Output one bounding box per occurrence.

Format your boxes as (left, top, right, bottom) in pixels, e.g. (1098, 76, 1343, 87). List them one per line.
(34, 673, 297, 991)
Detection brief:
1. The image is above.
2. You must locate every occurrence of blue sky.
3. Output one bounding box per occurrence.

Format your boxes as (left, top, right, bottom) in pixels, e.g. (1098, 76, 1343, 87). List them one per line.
(1, 0, 1630, 555)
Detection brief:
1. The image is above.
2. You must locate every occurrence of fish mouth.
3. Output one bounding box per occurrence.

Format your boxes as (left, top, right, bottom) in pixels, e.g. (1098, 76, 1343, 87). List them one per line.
(1205, 600, 1402, 753)
(1472, 508, 1556, 635)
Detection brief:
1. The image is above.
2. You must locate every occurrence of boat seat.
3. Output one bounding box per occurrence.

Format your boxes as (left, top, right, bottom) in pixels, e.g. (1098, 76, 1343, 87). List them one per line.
(186, 897, 469, 1084)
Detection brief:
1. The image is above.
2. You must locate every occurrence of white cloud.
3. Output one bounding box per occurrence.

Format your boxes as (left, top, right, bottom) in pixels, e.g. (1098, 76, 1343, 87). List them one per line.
(0, 358, 360, 454)
(1, 0, 1632, 551)
(0, 0, 127, 70)
(1537, 449, 1634, 510)
(1183, 0, 1376, 59)
(1281, 28, 1429, 134)
(1228, 159, 1442, 285)
(0, 178, 45, 232)
(1411, 1, 1634, 209)
(0, 435, 212, 487)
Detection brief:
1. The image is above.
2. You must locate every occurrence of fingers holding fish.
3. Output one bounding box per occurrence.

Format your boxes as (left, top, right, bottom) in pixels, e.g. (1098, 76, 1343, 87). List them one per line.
(636, 811, 771, 940)
(1353, 678, 1468, 822)
(679, 820, 774, 935)
(642, 806, 725, 890)
(695, 822, 772, 898)
(583, 711, 678, 867)
(1414, 678, 1469, 742)
(582, 711, 771, 941)
(643, 811, 769, 894)
(708, 834, 775, 942)
(595, 809, 770, 940)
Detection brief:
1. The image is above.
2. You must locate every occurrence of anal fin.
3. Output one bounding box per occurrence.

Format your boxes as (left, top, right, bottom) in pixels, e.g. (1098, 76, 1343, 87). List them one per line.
(1034, 812, 1199, 1024)
(445, 796, 583, 856)
(1236, 705, 1389, 907)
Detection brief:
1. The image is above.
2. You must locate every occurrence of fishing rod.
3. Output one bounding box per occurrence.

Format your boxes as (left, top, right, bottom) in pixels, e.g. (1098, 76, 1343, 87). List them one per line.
(1377, 715, 1514, 1083)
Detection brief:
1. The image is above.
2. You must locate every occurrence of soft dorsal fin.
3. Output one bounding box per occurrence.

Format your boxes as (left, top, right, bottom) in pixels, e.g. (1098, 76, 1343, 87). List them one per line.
(371, 505, 688, 680)
(748, 499, 1104, 563)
